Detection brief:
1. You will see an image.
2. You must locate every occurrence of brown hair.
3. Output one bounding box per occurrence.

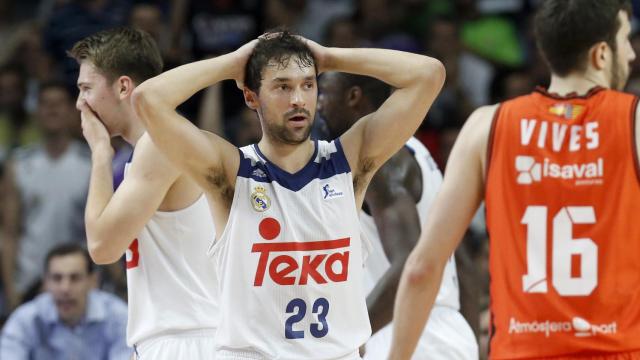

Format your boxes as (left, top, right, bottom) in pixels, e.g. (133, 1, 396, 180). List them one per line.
(535, 0, 632, 76)
(69, 27, 163, 84)
(245, 28, 316, 93)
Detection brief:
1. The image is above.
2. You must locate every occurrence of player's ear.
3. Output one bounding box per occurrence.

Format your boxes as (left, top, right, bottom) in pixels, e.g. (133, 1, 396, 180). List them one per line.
(590, 41, 609, 71)
(347, 86, 362, 107)
(117, 76, 135, 100)
(244, 87, 259, 110)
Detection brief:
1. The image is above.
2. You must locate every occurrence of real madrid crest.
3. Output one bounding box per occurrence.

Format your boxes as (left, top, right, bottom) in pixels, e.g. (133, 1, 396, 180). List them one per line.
(251, 186, 271, 212)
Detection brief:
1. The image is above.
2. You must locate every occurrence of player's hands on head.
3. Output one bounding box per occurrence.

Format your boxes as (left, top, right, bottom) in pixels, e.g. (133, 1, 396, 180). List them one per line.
(78, 101, 113, 157)
(233, 38, 259, 90)
(296, 36, 329, 74)
(258, 32, 330, 74)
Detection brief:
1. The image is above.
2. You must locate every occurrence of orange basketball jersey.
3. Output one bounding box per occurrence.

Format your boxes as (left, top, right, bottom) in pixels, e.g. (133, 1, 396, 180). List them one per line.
(485, 87, 640, 359)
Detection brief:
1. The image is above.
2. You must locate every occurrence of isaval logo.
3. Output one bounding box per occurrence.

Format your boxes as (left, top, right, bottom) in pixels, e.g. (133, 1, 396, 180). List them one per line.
(515, 156, 604, 185)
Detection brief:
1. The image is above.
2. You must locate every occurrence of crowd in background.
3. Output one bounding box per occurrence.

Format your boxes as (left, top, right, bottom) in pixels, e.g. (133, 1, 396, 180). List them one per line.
(2, 0, 640, 358)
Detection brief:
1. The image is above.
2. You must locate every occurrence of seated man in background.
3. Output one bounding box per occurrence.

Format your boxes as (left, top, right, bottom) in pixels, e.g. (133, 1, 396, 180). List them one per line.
(0, 244, 131, 360)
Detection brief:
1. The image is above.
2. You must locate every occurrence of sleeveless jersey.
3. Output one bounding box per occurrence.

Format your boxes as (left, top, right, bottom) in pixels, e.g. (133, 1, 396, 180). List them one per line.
(361, 137, 460, 310)
(211, 139, 371, 360)
(124, 160, 219, 346)
(485, 87, 640, 358)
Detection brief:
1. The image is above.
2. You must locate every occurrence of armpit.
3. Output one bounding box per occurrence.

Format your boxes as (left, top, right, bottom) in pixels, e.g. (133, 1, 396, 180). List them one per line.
(205, 168, 234, 206)
(353, 157, 376, 194)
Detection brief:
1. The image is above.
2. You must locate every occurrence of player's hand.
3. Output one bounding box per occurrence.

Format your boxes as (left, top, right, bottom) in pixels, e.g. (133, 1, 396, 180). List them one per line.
(296, 36, 330, 74)
(261, 32, 330, 73)
(232, 39, 259, 89)
(78, 102, 113, 156)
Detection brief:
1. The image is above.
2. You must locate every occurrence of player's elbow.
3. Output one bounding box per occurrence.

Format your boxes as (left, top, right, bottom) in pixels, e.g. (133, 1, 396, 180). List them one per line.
(85, 226, 120, 265)
(402, 250, 444, 288)
(132, 81, 175, 122)
(417, 57, 446, 90)
(87, 241, 119, 265)
(131, 85, 157, 125)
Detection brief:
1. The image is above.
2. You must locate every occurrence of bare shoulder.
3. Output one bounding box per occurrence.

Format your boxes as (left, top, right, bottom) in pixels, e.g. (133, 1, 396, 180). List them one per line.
(464, 104, 499, 138)
(128, 133, 179, 181)
(447, 104, 500, 178)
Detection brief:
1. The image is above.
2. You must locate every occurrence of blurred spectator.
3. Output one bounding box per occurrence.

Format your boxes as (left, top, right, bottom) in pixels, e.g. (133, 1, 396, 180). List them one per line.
(323, 16, 367, 48)
(266, 0, 353, 42)
(3, 23, 56, 114)
(43, 0, 131, 87)
(425, 16, 494, 108)
(170, 0, 262, 123)
(0, 65, 40, 164)
(354, 0, 400, 41)
(0, 244, 131, 359)
(129, 3, 173, 64)
(176, 0, 262, 59)
(2, 81, 89, 311)
(419, 17, 475, 165)
(490, 68, 536, 103)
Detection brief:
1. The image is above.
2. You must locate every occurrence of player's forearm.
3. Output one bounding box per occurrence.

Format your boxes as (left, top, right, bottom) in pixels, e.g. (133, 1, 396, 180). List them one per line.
(135, 53, 239, 110)
(366, 262, 405, 334)
(85, 148, 117, 263)
(388, 253, 444, 360)
(324, 48, 445, 90)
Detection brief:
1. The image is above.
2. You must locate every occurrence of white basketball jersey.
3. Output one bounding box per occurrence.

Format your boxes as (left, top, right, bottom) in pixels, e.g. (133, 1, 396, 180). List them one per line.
(361, 137, 460, 310)
(211, 139, 371, 360)
(124, 161, 219, 346)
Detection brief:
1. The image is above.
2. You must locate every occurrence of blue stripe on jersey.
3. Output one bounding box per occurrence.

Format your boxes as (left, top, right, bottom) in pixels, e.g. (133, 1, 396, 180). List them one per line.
(237, 138, 351, 192)
(403, 144, 416, 155)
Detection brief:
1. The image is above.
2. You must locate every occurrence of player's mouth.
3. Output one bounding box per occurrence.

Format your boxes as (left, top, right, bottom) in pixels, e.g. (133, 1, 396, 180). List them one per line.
(288, 115, 307, 122)
(287, 115, 309, 128)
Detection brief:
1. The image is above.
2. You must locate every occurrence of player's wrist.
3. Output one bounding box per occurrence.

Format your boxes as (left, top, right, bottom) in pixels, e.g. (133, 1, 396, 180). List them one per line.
(91, 144, 115, 160)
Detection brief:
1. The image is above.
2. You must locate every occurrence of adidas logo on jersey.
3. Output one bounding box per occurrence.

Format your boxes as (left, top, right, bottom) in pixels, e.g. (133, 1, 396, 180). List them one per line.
(515, 156, 604, 185)
(251, 217, 350, 286)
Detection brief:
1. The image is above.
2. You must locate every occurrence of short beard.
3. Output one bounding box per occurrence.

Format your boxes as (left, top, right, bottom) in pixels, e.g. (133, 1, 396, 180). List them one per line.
(610, 52, 628, 91)
(264, 119, 312, 145)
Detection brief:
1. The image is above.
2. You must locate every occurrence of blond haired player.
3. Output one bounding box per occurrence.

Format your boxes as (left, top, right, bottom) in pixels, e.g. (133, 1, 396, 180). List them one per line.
(71, 27, 218, 359)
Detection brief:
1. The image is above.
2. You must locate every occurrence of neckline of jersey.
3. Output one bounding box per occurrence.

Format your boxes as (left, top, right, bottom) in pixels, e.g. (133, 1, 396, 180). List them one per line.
(252, 139, 320, 177)
(534, 86, 605, 100)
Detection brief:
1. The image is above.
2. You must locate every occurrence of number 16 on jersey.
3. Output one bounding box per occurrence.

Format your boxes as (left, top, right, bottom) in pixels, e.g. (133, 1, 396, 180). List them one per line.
(522, 206, 598, 296)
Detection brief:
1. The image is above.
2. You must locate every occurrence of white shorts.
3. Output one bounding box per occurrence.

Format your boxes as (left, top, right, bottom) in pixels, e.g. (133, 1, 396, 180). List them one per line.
(215, 349, 361, 360)
(133, 329, 217, 360)
(363, 306, 478, 360)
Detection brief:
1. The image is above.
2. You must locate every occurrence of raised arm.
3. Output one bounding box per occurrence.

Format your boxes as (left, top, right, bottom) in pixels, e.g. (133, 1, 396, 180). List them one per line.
(131, 41, 258, 191)
(313, 44, 445, 189)
(388, 105, 496, 359)
(80, 105, 181, 264)
(364, 151, 422, 334)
